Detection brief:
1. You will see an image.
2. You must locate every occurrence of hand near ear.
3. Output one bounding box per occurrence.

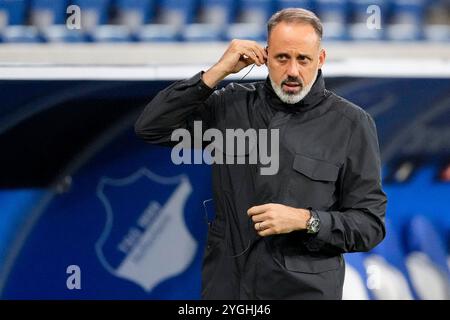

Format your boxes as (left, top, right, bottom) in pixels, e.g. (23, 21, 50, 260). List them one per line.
(203, 39, 267, 88)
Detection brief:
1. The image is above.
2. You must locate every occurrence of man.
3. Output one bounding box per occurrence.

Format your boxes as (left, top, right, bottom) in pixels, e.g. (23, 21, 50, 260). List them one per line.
(135, 8, 387, 299)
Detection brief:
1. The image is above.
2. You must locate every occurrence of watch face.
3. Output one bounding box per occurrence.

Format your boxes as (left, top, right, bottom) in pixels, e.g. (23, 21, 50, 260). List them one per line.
(309, 219, 320, 233)
(311, 220, 320, 232)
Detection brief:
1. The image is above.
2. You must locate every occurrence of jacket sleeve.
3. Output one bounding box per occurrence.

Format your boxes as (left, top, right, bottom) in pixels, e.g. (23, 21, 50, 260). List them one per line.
(134, 71, 220, 145)
(304, 112, 387, 254)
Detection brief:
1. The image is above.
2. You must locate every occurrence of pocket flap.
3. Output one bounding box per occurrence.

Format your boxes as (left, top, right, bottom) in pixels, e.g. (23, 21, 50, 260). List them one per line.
(284, 254, 342, 274)
(293, 154, 339, 182)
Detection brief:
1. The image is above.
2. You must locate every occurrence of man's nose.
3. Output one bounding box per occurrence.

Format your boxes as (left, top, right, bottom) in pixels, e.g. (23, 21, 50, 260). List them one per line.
(286, 60, 300, 78)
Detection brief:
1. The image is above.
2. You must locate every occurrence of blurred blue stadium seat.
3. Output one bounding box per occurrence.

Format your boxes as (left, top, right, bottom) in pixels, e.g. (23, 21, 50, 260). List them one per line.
(226, 0, 275, 41)
(30, 0, 67, 25)
(316, 0, 349, 40)
(74, 0, 111, 25)
(0, 0, 28, 25)
(70, 0, 125, 42)
(0, 0, 39, 43)
(1, 25, 40, 43)
(387, 0, 426, 41)
(115, 0, 154, 21)
(383, 163, 450, 239)
(138, 0, 198, 42)
(348, 0, 387, 40)
(405, 215, 450, 299)
(29, 0, 86, 42)
(114, 0, 155, 34)
(343, 252, 371, 299)
(423, 0, 450, 41)
(183, 0, 236, 42)
(277, 0, 315, 12)
(199, 0, 236, 25)
(160, 0, 197, 24)
(240, 0, 274, 24)
(366, 219, 416, 299)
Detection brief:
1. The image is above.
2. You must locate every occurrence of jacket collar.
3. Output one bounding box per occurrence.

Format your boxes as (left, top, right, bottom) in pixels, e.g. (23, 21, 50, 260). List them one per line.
(264, 69, 327, 113)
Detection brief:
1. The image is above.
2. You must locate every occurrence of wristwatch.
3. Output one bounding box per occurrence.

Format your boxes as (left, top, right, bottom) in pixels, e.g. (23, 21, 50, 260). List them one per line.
(306, 210, 321, 234)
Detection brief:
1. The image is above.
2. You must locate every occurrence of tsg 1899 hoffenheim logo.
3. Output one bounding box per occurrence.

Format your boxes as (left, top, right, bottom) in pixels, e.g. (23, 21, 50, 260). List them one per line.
(95, 168, 197, 292)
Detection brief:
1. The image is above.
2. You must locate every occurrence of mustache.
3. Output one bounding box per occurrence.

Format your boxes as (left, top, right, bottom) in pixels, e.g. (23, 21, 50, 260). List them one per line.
(281, 77, 303, 87)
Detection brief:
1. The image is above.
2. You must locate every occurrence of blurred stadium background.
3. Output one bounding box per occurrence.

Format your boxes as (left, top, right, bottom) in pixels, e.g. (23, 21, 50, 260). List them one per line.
(0, 0, 449, 299)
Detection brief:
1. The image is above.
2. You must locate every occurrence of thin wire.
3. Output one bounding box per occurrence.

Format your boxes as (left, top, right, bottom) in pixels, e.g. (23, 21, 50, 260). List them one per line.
(227, 223, 253, 258)
(239, 64, 256, 81)
(202, 198, 214, 225)
(201, 64, 259, 258)
(202, 198, 256, 258)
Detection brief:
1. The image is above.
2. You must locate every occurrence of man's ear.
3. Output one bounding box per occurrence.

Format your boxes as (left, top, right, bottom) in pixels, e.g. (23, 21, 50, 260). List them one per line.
(318, 48, 326, 69)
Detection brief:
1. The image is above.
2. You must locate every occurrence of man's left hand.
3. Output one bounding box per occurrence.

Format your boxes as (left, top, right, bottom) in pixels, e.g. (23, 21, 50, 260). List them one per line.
(247, 203, 311, 237)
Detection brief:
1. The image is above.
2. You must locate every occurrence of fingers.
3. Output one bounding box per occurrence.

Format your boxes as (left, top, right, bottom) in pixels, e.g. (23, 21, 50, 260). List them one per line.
(247, 203, 279, 216)
(254, 221, 269, 231)
(253, 44, 268, 64)
(258, 228, 273, 237)
(233, 40, 267, 66)
(240, 47, 263, 66)
(250, 213, 268, 223)
(248, 203, 282, 237)
(254, 221, 275, 237)
(249, 204, 273, 236)
(247, 203, 272, 216)
(249, 46, 266, 65)
(219, 39, 267, 74)
(246, 41, 267, 63)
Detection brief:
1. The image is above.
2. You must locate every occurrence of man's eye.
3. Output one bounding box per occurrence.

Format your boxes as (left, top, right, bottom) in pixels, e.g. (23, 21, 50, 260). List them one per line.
(298, 58, 310, 65)
(277, 56, 288, 62)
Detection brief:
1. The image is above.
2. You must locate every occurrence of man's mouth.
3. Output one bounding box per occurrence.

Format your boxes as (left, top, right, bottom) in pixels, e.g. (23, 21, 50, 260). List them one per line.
(284, 82, 301, 87)
(282, 82, 302, 92)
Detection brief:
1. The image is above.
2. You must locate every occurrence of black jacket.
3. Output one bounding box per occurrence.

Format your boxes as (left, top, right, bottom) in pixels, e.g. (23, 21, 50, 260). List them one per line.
(135, 70, 387, 300)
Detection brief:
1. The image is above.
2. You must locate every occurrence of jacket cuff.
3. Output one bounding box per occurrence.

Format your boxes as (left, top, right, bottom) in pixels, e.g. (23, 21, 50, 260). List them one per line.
(303, 209, 332, 252)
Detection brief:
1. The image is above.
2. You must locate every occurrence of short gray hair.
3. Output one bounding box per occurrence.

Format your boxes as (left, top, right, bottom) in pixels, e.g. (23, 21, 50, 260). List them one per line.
(267, 8, 323, 41)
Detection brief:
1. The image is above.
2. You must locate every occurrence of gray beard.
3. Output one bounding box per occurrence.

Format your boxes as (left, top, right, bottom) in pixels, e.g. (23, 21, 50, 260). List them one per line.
(269, 68, 318, 104)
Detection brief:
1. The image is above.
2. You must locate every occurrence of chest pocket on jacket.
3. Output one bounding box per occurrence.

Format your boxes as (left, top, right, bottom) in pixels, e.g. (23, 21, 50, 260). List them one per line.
(286, 154, 340, 209)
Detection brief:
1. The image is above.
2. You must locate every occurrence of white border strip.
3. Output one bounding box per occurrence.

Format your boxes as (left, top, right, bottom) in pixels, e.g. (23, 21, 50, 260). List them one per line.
(0, 59, 449, 80)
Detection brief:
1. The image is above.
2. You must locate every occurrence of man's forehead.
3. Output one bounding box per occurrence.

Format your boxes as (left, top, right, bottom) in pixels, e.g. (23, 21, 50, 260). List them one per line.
(268, 22, 320, 51)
